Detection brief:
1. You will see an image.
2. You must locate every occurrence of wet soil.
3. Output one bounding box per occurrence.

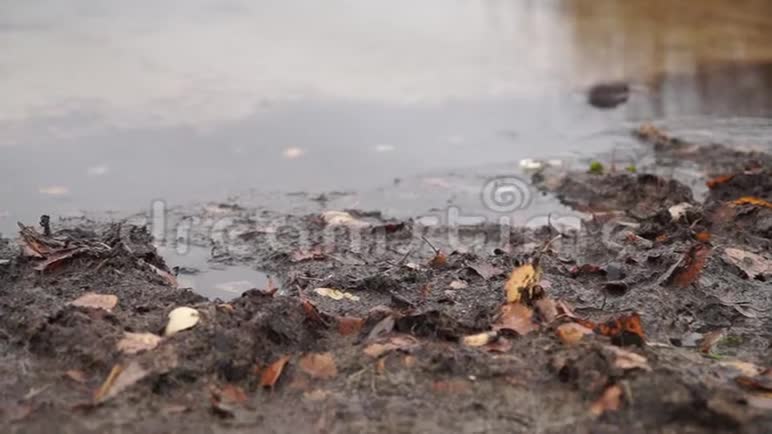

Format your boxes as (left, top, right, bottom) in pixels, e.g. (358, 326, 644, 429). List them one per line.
(1, 127, 772, 433)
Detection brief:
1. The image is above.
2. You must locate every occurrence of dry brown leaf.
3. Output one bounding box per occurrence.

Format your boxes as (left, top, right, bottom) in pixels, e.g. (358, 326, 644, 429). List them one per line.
(606, 346, 651, 371)
(298, 353, 338, 380)
(363, 335, 418, 358)
(429, 252, 448, 269)
(34, 248, 86, 272)
(70, 293, 118, 311)
(723, 248, 771, 280)
(535, 297, 559, 323)
(64, 369, 87, 384)
(336, 316, 364, 336)
(461, 331, 497, 347)
(732, 196, 772, 209)
(556, 322, 593, 345)
(671, 243, 712, 288)
(493, 303, 538, 335)
(259, 355, 290, 389)
(590, 384, 623, 416)
(218, 384, 248, 404)
(468, 262, 502, 280)
(706, 174, 735, 189)
(699, 330, 725, 354)
(301, 299, 326, 324)
(736, 375, 772, 393)
(504, 264, 541, 304)
(94, 361, 149, 403)
(117, 332, 163, 355)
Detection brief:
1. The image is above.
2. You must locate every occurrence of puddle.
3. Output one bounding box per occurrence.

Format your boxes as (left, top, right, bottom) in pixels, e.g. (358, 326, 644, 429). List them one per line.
(156, 245, 275, 300)
(3, 0, 772, 235)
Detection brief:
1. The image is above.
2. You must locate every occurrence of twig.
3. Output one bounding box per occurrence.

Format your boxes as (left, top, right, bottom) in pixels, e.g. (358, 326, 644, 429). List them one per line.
(420, 235, 439, 254)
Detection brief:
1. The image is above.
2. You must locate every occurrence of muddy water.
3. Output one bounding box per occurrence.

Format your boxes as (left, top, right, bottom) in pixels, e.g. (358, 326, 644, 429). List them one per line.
(2, 0, 772, 295)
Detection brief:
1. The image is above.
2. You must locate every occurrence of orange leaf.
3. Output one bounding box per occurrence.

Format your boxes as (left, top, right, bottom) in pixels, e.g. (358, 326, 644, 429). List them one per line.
(732, 196, 772, 209)
(671, 244, 712, 288)
(493, 303, 538, 335)
(259, 355, 290, 389)
(556, 322, 593, 345)
(428, 252, 447, 269)
(694, 231, 711, 242)
(298, 353, 338, 380)
(336, 316, 364, 336)
(590, 384, 623, 416)
(300, 299, 326, 324)
(595, 312, 646, 346)
(706, 174, 735, 189)
(218, 384, 248, 404)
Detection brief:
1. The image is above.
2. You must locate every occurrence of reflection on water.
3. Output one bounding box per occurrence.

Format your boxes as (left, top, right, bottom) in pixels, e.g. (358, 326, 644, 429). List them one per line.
(2, 0, 772, 235)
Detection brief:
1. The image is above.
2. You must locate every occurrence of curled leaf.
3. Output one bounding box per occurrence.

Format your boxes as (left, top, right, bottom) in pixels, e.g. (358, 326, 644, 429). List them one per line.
(504, 264, 541, 304)
(260, 355, 290, 389)
(94, 361, 149, 403)
(556, 322, 593, 345)
(493, 303, 538, 335)
(164, 307, 200, 336)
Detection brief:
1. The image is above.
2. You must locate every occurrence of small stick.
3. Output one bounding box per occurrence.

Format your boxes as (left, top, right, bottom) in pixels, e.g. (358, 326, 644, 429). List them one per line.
(420, 235, 439, 254)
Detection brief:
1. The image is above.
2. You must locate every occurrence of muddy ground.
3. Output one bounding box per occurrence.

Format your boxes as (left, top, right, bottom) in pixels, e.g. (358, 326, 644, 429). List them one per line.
(1, 125, 771, 433)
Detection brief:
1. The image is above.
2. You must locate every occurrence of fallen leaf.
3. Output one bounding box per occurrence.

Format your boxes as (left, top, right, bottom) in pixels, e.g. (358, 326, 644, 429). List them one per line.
(365, 315, 395, 341)
(298, 353, 338, 380)
(718, 360, 764, 377)
(493, 303, 538, 335)
(591, 312, 646, 346)
(320, 211, 369, 228)
(736, 375, 772, 393)
(461, 331, 497, 347)
(314, 287, 360, 302)
(449, 280, 468, 290)
(64, 369, 87, 384)
(70, 293, 118, 311)
(429, 252, 448, 269)
(590, 384, 623, 416)
(556, 322, 593, 345)
(34, 248, 87, 272)
(260, 356, 290, 388)
(504, 264, 542, 304)
(699, 330, 725, 354)
(670, 243, 712, 288)
(731, 196, 772, 209)
(668, 202, 693, 222)
(164, 307, 200, 336)
(695, 231, 711, 242)
(363, 335, 418, 358)
(94, 361, 149, 403)
(117, 332, 163, 355)
(468, 263, 502, 280)
(535, 297, 559, 323)
(605, 346, 651, 371)
(336, 316, 364, 336)
(723, 248, 771, 280)
(301, 299, 326, 324)
(706, 174, 735, 189)
(217, 384, 248, 404)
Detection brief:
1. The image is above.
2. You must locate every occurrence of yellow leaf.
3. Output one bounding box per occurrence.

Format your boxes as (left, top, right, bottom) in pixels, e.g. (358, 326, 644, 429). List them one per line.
(314, 287, 360, 301)
(504, 264, 541, 304)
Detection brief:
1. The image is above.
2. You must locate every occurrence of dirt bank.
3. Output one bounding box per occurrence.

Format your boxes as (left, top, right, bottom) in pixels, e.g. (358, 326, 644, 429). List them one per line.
(1, 126, 771, 433)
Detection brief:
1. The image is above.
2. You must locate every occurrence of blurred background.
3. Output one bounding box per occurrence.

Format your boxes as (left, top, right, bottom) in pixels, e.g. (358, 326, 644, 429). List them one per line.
(2, 0, 772, 235)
